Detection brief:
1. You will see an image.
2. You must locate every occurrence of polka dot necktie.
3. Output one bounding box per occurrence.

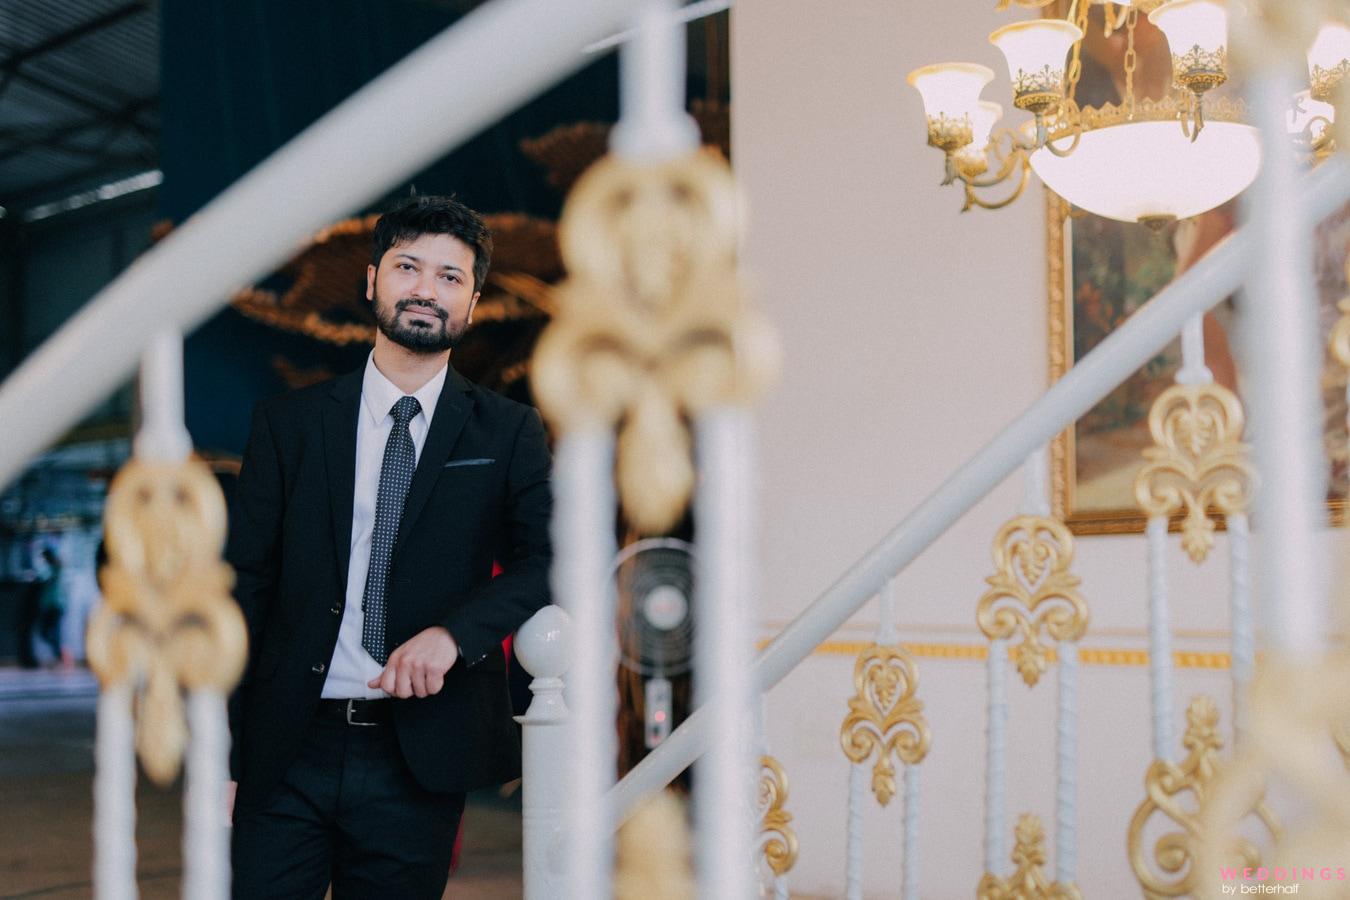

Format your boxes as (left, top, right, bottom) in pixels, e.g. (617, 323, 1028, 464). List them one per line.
(361, 395, 421, 665)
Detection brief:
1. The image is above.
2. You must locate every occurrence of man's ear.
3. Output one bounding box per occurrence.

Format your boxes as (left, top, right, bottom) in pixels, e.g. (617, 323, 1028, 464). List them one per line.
(366, 264, 377, 301)
(467, 292, 480, 324)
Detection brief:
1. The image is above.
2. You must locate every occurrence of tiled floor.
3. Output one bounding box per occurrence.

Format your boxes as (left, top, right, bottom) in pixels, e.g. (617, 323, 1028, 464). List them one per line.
(0, 667, 523, 900)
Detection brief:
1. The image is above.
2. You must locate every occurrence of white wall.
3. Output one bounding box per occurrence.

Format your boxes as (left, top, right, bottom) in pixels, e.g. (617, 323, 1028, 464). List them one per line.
(734, 2, 1245, 896)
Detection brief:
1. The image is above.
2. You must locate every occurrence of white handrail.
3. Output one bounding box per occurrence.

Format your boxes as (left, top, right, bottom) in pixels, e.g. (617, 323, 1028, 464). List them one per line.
(0, 0, 638, 493)
(604, 154, 1350, 825)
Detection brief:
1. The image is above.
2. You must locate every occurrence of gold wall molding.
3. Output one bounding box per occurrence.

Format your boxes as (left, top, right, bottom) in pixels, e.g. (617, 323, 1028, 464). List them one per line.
(977, 516, 1089, 686)
(1128, 696, 1279, 899)
(757, 755, 798, 878)
(532, 149, 779, 533)
(86, 459, 247, 786)
(801, 641, 1232, 670)
(839, 643, 932, 806)
(977, 814, 1082, 900)
(1134, 384, 1256, 564)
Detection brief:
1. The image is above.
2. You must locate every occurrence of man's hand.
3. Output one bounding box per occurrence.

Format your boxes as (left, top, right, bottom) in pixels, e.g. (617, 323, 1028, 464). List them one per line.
(368, 626, 459, 698)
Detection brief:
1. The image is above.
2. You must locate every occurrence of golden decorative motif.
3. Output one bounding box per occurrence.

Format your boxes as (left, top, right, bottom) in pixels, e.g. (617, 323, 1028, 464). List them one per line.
(757, 755, 798, 877)
(532, 149, 779, 533)
(87, 459, 247, 786)
(977, 814, 1082, 900)
(1197, 657, 1350, 900)
(1128, 696, 1279, 899)
(1134, 384, 1256, 564)
(1011, 65, 1066, 110)
(839, 643, 931, 806)
(977, 516, 1088, 687)
(1171, 46, 1228, 92)
(994, 0, 1056, 9)
(926, 113, 975, 153)
(1045, 94, 1249, 143)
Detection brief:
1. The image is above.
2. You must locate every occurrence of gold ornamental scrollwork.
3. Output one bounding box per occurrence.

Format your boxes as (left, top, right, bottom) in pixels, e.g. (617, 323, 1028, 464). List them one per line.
(1197, 657, 1350, 900)
(1330, 296, 1350, 370)
(1134, 384, 1256, 564)
(531, 149, 780, 534)
(757, 754, 798, 878)
(86, 459, 247, 786)
(1127, 696, 1279, 899)
(839, 643, 931, 807)
(977, 516, 1088, 687)
(977, 814, 1082, 900)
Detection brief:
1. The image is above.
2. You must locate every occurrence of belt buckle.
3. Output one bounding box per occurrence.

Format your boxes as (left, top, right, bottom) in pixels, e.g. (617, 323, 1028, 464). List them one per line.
(345, 698, 378, 727)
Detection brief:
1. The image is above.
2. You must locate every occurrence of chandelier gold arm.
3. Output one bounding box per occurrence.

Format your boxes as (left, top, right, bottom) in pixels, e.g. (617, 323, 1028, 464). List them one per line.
(1330, 295, 1350, 370)
(1039, 99, 1084, 158)
(758, 755, 799, 877)
(960, 132, 1034, 211)
(86, 458, 247, 787)
(977, 814, 1083, 900)
(1127, 697, 1280, 899)
(1134, 384, 1256, 564)
(976, 515, 1088, 687)
(839, 643, 932, 807)
(995, 0, 1057, 9)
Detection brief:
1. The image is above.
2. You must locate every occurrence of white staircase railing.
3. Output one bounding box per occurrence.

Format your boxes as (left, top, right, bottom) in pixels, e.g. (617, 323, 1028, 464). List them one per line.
(603, 152, 1350, 827)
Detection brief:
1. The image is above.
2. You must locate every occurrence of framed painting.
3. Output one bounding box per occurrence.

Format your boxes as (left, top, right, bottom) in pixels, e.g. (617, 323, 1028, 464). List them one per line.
(1045, 3, 1350, 534)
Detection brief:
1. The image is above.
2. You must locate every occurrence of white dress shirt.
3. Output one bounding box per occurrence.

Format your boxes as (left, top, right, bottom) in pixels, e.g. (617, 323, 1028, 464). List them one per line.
(322, 354, 447, 699)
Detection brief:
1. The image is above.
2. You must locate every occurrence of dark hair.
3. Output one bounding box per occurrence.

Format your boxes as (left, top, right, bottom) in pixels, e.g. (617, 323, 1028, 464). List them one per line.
(370, 195, 493, 294)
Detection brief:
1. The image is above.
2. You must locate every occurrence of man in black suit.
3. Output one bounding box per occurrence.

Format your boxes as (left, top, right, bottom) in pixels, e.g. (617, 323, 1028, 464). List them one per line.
(226, 196, 552, 899)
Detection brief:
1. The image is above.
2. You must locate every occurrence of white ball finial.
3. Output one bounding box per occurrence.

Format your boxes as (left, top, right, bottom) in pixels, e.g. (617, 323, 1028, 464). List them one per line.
(515, 605, 572, 679)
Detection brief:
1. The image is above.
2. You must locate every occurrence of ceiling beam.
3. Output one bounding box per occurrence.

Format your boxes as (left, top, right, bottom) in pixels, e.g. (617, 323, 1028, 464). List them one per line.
(0, 96, 157, 165)
(1, 3, 149, 74)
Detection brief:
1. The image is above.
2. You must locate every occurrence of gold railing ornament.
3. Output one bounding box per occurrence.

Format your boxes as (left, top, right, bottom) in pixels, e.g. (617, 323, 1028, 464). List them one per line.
(977, 516, 1088, 687)
(977, 814, 1082, 900)
(757, 754, 798, 878)
(86, 458, 246, 786)
(532, 149, 780, 534)
(1196, 658, 1350, 900)
(1134, 384, 1257, 564)
(1128, 696, 1279, 899)
(1330, 293, 1350, 371)
(839, 643, 932, 806)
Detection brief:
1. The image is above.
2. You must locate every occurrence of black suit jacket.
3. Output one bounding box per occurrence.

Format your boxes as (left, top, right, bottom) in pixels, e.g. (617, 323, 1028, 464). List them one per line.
(226, 363, 552, 813)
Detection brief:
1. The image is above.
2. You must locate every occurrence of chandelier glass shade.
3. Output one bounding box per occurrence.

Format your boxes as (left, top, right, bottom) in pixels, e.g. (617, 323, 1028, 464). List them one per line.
(907, 0, 1350, 223)
(907, 62, 996, 151)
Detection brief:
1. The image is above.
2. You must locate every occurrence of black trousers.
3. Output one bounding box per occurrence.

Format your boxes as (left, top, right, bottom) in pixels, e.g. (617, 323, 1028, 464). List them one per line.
(231, 714, 465, 900)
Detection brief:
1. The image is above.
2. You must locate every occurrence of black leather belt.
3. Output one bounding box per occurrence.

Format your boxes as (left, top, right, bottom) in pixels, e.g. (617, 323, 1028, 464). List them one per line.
(316, 698, 392, 727)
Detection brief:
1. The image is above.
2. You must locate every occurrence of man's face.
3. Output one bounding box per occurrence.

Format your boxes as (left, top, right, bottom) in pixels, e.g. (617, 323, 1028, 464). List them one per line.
(366, 233, 480, 353)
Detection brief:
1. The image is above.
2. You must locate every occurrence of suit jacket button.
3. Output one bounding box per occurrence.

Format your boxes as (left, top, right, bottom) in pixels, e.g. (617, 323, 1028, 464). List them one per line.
(312, 663, 326, 674)
(330, 605, 341, 616)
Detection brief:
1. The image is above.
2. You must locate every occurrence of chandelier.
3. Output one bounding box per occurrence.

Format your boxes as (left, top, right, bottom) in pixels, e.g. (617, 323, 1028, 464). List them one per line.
(908, 0, 1350, 226)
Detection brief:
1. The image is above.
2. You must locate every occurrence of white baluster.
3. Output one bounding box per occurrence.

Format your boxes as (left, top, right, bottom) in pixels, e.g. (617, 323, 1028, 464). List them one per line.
(515, 606, 573, 900)
(183, 692, 230, 900)
(555, 430, 618, 900)
(1146, 516, 1177, 761)
(1055, 643, 1079, 885)
(1020, 446, 1051, 518)
(845, 761, 866, 900)
(609, 0, 699, 161)
(903, 762, 921, 900)
(984, 638, 1009, 876)
(134, 329, 192, 463)
(93, 684, 137, 900)
(693, 408, 758, 900)
(1227, 513, 1254, 743)
(1175, 313, 1213, 387)
(1241, 66, 1331, 658)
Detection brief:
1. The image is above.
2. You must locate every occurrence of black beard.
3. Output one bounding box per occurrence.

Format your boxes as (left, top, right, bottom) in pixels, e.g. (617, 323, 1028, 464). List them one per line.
(372, 293, 469, 353)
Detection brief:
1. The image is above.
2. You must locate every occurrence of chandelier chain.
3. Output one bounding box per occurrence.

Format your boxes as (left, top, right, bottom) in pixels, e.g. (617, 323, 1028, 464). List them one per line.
(1064, 0, 1091, 105)
(1124, 6, 1139, 118)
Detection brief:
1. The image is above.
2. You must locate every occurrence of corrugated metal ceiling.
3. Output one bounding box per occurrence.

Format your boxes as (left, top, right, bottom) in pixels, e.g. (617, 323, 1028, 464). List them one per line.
(0, 0, 158, 209)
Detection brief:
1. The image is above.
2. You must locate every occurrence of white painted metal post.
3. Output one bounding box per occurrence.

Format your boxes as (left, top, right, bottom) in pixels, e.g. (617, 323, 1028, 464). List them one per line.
(183, 692, 231, 900)
(554, 430, 618, 900)
(693, 408, 758, 899)
(515, 606, 573, 900)
(1241, 65, 1331, 659)
(93, 685, 137, 900)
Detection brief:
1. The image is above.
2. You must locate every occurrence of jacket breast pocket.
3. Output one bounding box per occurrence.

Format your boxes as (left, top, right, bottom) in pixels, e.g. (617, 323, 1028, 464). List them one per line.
(443, 458, 495, 468)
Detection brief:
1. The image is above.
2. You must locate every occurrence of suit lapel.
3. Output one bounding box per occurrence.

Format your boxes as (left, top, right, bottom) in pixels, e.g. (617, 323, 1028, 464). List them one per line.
(394, 365, 473, 555)
(323, 369, 363, 589)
